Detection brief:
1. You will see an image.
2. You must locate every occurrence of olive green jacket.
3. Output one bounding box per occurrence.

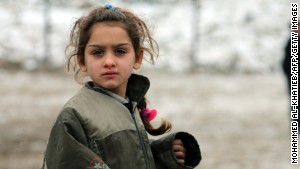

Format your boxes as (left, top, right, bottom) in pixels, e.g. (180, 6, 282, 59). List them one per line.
(42, 74, 201, 169)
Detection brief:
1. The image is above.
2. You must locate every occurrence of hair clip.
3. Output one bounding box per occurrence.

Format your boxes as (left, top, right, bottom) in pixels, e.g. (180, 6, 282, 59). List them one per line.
(104, 4, 125, 16)
(141, 108, 157, 122)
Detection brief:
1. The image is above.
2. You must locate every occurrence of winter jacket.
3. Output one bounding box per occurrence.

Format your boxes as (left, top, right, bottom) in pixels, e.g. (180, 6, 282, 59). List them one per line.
(42, 74, 201, 169)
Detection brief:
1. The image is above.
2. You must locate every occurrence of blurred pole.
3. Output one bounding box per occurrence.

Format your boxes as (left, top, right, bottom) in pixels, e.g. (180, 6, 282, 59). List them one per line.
(190, 0, 200, 71)
(43, 0, 51, 64)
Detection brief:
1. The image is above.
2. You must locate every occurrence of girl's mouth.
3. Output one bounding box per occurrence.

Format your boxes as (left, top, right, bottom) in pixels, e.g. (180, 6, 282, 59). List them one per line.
(102, 71, 118, 78)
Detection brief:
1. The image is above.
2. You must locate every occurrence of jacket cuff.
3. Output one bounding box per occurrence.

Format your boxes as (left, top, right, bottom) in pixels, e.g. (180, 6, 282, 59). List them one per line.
(151, 132, 201, 169)
(175, 132, 201, 167)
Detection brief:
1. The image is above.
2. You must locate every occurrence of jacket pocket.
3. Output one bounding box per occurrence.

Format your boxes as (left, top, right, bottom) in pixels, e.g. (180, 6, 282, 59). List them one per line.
(92, 130, 154, 169)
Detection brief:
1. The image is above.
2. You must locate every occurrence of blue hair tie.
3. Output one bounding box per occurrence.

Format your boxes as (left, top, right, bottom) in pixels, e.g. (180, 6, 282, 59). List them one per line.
(104, 4, 125, 16)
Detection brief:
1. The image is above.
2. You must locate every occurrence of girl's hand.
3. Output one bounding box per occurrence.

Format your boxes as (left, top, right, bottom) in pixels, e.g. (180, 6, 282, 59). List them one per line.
(173, 139, 186, 165)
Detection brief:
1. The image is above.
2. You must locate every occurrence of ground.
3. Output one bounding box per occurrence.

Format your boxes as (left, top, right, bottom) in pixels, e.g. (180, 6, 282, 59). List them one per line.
(0, 69, 298, 169)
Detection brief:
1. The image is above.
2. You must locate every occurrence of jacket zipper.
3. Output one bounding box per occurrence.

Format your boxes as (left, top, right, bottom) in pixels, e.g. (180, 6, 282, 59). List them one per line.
(131, 106, 151, 169)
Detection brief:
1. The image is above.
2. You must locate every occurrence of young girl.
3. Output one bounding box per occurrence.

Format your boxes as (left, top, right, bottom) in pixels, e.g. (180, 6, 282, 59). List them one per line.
(42, 4, 201, 169)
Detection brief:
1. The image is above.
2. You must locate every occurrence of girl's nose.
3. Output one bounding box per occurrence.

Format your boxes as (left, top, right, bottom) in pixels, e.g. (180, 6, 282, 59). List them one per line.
(103, 54, 116, 68)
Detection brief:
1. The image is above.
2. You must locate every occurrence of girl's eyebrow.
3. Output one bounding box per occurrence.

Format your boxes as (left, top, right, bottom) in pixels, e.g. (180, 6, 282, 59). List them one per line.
(86, 43, 130, 48)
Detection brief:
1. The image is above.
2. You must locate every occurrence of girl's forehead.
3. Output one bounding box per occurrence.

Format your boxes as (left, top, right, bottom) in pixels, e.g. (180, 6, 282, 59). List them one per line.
(87, 22, 132, 45)
(89, 22, 128, 36)
(89, 22, 128, 37)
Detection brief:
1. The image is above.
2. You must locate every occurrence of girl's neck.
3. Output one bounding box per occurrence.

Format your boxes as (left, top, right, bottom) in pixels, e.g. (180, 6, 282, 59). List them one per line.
(91, 83, 129, 104)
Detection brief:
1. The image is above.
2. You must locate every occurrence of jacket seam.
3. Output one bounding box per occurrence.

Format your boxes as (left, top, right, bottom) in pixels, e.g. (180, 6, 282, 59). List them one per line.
(131, 106, 151, 169)
(65, 107, 92, 145)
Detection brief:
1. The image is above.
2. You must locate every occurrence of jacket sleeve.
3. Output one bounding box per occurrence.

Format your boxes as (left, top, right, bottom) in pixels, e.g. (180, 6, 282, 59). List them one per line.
(150, 132, 201, 169)
(43, 107, 110, 169)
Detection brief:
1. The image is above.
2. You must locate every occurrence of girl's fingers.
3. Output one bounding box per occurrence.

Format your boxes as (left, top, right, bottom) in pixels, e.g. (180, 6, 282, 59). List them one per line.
(173, 139, 186, 165)
(173, 139, 186, 153)
(174, 151, 186, 159)
(177, 158, 185, 165)
(173, 145, 186, 153)
(173, 139, 184, 146)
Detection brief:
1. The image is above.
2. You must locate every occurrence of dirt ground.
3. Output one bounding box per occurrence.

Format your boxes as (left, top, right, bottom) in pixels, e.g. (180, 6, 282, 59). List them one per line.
(0, 69, 298, 169)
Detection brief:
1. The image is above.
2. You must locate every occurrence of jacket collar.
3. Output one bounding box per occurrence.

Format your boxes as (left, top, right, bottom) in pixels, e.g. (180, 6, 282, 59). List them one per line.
(85, 74, 150, 104)
(126, 74, 150, 104)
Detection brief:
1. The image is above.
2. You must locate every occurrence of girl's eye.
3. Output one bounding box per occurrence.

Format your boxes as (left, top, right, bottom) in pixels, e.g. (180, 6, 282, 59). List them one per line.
(115, 49, 126, 55)
(92, 50, 104, 56)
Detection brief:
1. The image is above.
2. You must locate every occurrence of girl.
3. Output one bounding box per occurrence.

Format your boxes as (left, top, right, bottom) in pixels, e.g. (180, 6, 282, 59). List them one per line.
(42, 4, 201, 169)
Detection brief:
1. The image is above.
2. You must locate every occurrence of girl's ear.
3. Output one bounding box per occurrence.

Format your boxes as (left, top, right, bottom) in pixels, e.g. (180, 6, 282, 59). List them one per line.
(77, 55, 87, 72)
(133, 50, 144, 69)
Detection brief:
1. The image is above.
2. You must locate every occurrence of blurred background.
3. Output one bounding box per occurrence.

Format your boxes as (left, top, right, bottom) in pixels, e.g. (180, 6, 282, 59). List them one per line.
(0, 0, 298, 169)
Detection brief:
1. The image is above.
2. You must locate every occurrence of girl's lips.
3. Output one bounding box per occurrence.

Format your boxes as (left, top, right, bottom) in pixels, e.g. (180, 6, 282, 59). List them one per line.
(102, 71, 118, 78)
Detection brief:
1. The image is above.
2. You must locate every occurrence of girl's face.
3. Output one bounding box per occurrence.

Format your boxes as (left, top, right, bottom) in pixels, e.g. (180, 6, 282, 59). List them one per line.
(79, 22, 143, 98)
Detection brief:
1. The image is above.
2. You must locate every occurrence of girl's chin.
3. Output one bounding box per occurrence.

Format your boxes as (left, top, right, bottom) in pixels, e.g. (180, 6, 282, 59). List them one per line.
(93, 81, 117, 89)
